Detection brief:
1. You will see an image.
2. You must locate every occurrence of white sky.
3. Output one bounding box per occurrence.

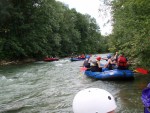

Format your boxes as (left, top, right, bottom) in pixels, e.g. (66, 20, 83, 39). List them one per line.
(56, 0, 113, 36)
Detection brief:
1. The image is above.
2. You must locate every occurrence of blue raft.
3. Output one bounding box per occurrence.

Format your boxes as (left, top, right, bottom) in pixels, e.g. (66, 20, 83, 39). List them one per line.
(84, 69, 134, 80)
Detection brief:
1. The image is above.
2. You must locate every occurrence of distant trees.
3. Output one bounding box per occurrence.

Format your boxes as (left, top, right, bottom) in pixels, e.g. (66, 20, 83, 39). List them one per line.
(0, 0, 107, 61)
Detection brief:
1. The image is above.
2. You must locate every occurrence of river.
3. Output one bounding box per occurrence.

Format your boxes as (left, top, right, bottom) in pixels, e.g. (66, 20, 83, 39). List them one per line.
(0, 54, 149, 113)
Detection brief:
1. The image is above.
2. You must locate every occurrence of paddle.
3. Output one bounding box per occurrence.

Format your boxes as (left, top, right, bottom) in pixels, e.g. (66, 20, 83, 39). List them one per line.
(80, 67, 88, 71)
(134, 68, 149, 75)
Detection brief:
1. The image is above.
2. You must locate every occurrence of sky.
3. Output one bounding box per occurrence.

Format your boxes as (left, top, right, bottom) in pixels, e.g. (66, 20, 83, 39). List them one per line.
(56, 0, 112, 36)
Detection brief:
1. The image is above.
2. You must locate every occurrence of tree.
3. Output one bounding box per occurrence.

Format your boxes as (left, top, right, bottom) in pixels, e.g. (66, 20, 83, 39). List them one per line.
(109, 0, 150, 68)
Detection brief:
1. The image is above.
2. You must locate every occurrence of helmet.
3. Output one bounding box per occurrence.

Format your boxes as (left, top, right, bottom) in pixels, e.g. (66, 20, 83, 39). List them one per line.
(107, 54, 111, 59)
(72, 88, 117, 113)
(96, 56, 101, 61)
(86, 55, 90, 59)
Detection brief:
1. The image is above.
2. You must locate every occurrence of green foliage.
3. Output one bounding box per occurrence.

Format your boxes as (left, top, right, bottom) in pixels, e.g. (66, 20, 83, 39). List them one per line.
(109, 0, 150, 68)
(0, 0, 108, 61)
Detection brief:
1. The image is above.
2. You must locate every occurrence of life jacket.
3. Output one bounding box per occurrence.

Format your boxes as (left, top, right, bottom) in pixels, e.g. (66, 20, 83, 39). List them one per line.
(117, 56, 127, 67)
(81, 54, 85, 58)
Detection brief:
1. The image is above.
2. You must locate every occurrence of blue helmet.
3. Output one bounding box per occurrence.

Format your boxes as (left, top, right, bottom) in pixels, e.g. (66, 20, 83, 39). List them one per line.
(107, 54, 111, 59)
(86, 55, 90, 59)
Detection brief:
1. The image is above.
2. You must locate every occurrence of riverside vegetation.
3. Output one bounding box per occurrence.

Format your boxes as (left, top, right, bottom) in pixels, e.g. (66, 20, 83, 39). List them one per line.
(0, 0, 149, 69)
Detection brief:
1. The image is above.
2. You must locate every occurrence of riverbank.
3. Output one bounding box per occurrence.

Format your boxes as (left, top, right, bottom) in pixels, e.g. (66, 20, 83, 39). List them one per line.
(0, 59, 37, 66)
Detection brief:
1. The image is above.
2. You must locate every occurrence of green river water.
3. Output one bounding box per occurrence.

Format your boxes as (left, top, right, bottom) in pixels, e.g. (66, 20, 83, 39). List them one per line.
(0, 54, 149, 113)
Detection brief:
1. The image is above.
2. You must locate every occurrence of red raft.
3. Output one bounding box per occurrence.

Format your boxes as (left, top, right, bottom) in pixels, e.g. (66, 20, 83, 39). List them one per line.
(44, 58, 59, 62)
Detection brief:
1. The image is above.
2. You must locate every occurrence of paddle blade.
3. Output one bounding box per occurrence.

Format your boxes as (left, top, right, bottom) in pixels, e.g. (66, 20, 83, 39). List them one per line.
(80, 67, 87, 71)
(135, 68, 149, 74)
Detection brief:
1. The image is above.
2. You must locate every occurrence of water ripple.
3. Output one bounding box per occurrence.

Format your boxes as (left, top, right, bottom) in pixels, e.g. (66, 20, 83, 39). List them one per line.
(0, 55, 148, 113)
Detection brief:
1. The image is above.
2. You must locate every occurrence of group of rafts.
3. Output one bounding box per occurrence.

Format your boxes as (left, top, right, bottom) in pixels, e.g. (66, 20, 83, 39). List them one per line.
(71, 54, 134, 80)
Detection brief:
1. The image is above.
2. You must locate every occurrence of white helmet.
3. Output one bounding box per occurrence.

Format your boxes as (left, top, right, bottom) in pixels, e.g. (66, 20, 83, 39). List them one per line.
(72, 88, 117, 113)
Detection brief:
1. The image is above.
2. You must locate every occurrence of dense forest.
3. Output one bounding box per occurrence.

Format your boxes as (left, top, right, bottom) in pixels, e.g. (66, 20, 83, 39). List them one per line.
(0, 0, 107, 61)
(0, 0, 149, 68)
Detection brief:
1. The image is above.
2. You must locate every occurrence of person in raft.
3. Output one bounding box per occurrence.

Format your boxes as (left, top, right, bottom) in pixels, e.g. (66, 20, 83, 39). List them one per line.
(104, 54, 116, 70)
(117, 52, 128, 70)
(78, 54, 85, 59)
(112, 52, 119, 64)
(72, 88, 117, 113)
(82, 55, 91, 70)
(90, 56, 103, 72)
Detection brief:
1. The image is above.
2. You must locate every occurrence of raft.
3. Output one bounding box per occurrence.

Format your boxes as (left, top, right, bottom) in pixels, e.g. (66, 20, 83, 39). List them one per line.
(44, 58, 59, 62)
(84, 69, 134, 80)
(70, 57, 85, 62)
